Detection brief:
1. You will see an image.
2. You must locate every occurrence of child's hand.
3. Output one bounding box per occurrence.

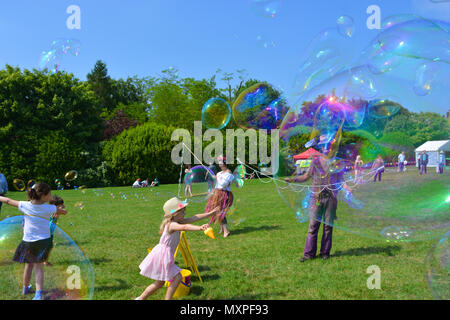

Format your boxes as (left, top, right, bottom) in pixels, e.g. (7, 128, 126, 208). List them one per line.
(200, 224, 209, 231)
(52, 213, 60, 219)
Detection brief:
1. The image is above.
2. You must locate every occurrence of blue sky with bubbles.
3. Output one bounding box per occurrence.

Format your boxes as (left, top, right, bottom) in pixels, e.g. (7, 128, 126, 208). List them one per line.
(0, 0, 448, 113)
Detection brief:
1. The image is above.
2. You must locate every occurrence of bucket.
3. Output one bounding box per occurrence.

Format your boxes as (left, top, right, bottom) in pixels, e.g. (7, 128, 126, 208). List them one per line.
(164, 269, 192, 298)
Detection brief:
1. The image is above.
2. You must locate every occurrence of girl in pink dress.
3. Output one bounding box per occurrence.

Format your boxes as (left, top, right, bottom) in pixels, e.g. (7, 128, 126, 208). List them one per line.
(136, 197, 218, 300)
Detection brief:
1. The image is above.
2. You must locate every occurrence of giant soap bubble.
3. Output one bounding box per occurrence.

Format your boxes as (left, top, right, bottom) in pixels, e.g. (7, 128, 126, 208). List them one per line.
(274, 15, 450, 241)
(201, 98, 231, 130)
(183, 166, 216, 203)
(0, 216, 94, 300)
(232, 83, 289, 130)
(425, 231, 449, 300)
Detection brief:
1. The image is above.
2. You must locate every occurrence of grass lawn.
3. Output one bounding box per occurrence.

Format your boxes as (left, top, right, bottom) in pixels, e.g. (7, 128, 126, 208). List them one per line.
(0, 169, 448, 300)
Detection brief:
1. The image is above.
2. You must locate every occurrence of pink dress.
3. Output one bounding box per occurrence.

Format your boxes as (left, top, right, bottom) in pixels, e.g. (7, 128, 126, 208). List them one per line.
(139, 224, 182, 281)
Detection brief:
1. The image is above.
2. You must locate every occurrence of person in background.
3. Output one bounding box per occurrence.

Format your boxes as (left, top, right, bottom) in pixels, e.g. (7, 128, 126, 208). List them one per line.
(132, 178, 142, 188)
(141, 179, 149, 187)
(420, 151, 429, 175)
(398, 151, 405, 173)
(151, 178, 159, 187)
(0, 173, 8, 217)
(354, 155, 364, 185)
(371, 155, 385, 182)
(438, 150, 445, 174)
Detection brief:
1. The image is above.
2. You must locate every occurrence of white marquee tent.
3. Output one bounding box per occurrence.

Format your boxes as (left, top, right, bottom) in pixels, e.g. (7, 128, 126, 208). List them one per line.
(415, 140, 450, 171)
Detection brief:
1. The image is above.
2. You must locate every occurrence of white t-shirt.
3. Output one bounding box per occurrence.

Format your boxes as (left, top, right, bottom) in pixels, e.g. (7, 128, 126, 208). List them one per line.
(215, 171, 234, 191)
(132, 180, 141, 187)
(18, 201, 57, 242)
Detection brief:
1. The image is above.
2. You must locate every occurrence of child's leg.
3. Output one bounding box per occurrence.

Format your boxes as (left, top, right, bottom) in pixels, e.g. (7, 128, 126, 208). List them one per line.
(138, 280, 165, 300)
(165, 273, 182, 300)
(23, 263, 34, 288)
(34, 263, 44, 291)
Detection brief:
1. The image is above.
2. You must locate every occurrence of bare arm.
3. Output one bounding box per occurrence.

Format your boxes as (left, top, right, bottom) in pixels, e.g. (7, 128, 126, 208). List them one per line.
(169, 222, 208, 233)
(284, 170, 311, 183)
(180, 207, 220, 224)
(0, 196, 19, 208)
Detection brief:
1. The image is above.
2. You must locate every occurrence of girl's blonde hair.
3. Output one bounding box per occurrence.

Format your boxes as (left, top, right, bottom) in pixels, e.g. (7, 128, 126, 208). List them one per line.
(159, 216, 173, 235)
(159, 210, 184, 234)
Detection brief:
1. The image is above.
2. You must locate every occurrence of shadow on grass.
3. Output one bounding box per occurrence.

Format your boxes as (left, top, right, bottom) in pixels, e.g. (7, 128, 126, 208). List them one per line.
(95, 279, 131, 292)
(55, 257, 113, 265)
(333, 245, 401, 257)
(230, 225, 281, 236)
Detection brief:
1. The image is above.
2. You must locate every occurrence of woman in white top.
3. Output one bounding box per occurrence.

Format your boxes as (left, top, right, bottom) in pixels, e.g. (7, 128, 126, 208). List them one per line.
(0, 182, 67, 300)
(204, 156, 235, 237)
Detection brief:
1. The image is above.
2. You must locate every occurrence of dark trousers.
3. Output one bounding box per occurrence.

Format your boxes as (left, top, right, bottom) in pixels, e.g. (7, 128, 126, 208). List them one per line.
(420, 163, 427, 175)
(398, 162, 404, 172)
(303, 194, 337, 258)
(374, 171, 382, 182)
(439, 164, 444, 174)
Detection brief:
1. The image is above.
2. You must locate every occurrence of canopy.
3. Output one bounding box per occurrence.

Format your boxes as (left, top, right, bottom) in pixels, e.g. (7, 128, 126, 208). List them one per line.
(293, 148, 323, 161)
(415, 140, 450, 152)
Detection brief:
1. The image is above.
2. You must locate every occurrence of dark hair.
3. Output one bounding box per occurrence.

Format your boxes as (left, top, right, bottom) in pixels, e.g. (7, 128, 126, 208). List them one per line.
(49, 195, 64, 206)
(27, 182, 51, 201)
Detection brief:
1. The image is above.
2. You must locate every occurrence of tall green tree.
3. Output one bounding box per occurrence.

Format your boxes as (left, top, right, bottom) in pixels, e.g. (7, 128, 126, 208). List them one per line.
(87, 60, 114, 113)
(0, 65, 102, 186)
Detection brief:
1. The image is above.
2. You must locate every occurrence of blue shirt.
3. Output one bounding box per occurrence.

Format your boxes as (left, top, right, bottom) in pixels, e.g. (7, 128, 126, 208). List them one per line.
(439, 153, 445, 164)
(421, 153, 428, 162)
(398, 154, 405, 162)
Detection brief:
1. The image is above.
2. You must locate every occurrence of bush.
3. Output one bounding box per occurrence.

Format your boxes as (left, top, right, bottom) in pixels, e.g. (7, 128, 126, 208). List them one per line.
(102, 122, 179, 185)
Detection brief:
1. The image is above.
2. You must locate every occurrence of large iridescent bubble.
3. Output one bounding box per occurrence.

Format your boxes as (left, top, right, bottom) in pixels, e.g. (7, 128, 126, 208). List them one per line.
(274, 15, 450, 241)
(232, 83, 289, 130)
(0, 216, 95, 300)
(201, 98, 231, 130)
(183, 166, 216, 203)
(425, 231, 449, 300)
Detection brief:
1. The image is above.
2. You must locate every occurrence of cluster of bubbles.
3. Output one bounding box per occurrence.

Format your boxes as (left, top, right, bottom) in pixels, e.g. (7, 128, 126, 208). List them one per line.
(200, 82, 289, 131)
(0, 216, 94, 300)
(270, 15, 450, 242)
(54, 170, 78, 191)
(39, 39, 81, 74)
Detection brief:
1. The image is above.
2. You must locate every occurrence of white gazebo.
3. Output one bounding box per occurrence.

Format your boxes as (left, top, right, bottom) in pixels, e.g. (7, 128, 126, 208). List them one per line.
(415, 140, 450, 171)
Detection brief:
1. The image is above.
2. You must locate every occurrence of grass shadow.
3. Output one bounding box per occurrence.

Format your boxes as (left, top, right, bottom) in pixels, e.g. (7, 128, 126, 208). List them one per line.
(55, 257, 113, 265)
(95, 279, 131, 292)
(333, 245, 402, 257)
(230, 225, 281, 236)
(189, 285, 204, 296)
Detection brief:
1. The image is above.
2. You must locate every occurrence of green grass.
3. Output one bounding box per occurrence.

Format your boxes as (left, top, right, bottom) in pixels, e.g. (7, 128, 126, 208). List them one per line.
(0, 170, 448, 300)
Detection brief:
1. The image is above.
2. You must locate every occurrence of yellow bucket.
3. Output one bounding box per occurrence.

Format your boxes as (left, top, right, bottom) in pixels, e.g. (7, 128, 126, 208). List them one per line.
(164, 269, 192, 298)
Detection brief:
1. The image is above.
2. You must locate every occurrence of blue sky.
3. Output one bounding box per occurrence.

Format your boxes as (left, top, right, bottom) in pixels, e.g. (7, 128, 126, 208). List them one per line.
(0, 0, 449, 111)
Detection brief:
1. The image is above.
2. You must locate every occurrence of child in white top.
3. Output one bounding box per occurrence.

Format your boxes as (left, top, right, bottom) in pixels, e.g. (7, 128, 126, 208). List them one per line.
(0, 182, 67, 300)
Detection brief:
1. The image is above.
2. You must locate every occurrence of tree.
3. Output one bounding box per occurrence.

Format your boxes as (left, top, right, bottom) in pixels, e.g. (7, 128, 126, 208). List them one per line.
(146, 68, 222, 130)
(87, 60, 114, 114)
(0, 65, 102, 186)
